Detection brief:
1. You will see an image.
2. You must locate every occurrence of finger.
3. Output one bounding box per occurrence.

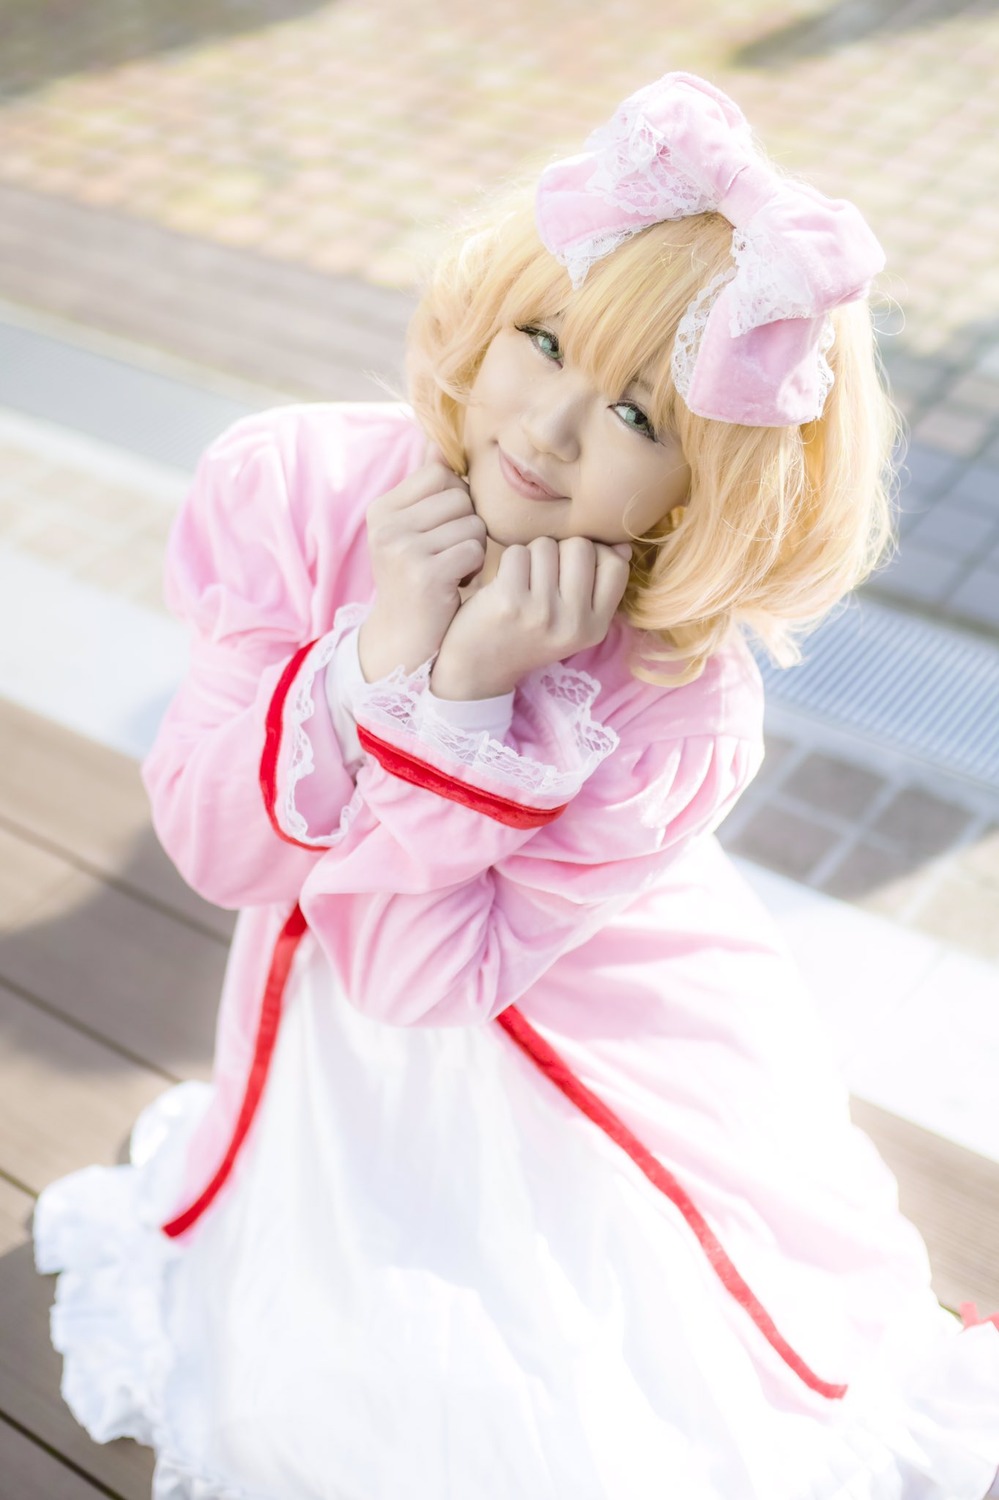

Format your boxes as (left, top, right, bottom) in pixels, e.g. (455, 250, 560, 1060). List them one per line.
(441, 537, 486, 588)
(424, 514, 487, 555)
(525, 535, 560, 599)
(496, 542, 531, 593)
(386, 463, 468, 515)
(405, 485, 476, 533)
(555, 535, 597, 606)
(592, 544, 632, 620)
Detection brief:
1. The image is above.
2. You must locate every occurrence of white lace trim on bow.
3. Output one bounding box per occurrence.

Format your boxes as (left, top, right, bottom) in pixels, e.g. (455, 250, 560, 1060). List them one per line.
(671, 266, 737, 403)
(563, 227, 640, 289)
(815, 315, 836, 419)
(729, 220, 818, 336)
(587, 103, 716, 221)
(564, 102, 717, 288)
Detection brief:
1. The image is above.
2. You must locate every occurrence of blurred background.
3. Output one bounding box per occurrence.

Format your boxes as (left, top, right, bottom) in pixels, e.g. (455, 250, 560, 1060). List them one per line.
(0, 3, 998, 1490)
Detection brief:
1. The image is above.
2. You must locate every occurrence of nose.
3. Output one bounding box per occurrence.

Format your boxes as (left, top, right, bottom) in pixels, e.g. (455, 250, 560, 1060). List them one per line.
(521, 369, 589, 462)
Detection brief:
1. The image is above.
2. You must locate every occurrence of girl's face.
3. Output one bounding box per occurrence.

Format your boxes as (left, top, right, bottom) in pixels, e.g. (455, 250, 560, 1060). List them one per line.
(462, 319, 690, 551)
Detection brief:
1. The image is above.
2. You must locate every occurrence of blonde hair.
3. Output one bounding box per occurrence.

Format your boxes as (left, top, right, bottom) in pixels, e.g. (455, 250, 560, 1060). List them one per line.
(407, 184, 900, 686)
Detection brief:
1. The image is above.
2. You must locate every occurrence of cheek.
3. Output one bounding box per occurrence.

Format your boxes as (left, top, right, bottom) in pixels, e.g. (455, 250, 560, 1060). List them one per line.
(618, 456, 689, 532)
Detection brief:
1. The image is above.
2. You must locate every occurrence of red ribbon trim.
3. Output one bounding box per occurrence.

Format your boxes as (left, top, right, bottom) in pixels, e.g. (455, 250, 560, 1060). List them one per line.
(259, 638, 323, 851)
(356, 724, 567, 828)
(960, 1302, 999, 1333)
(161, 903, 308, 1239)
(496, 1003, 849, 1402)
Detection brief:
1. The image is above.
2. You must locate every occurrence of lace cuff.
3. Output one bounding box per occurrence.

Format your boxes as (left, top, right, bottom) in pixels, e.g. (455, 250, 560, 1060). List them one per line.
(352, 655, 620, 820)
(421, 683, 515, 740)
(327, 627, 516, 750)
(270, 602, 371, 848)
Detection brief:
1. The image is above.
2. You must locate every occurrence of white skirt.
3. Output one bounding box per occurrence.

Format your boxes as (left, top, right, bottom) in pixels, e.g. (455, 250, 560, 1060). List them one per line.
(34, 934, 999, 1500)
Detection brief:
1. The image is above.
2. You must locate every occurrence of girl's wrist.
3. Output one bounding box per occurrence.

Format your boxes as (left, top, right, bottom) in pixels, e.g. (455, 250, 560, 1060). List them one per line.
(358, 612, 433, 683)
(429, 655, 519, 701)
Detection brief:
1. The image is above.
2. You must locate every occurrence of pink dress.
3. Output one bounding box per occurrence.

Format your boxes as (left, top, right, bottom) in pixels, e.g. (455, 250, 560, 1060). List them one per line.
(34, 403, 999, 1500)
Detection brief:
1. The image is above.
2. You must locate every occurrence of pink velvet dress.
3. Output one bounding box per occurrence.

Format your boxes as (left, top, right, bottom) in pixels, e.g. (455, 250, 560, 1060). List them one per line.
(34, 403, 999, 1499)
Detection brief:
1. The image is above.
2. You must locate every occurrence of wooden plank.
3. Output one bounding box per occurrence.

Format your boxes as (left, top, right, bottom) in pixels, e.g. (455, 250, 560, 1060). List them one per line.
(0, 827, 225, 1079)
(0, 1415, 119, 1500)
(0, 979, 171, 1193)
(0, 1178, 153, 1499)
(0, 823, 78, 931)
(851, 1097, 999, 1313)
(0, 696, 234, 943)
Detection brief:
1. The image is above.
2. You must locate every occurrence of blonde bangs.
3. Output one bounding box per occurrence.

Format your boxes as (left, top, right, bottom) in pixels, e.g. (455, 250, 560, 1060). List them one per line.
(556, 215, 733, 437)
(489, 210, 736, 438)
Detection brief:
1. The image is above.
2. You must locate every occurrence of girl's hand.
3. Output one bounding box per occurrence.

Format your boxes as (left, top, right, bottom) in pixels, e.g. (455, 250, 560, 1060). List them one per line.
(358, 451, 487, 681)
(429, 536, 632, 701)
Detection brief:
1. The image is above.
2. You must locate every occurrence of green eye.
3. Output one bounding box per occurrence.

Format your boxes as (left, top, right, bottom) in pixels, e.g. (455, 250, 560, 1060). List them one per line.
(613, 402, 658, 442)
(516, 324, 562, 362)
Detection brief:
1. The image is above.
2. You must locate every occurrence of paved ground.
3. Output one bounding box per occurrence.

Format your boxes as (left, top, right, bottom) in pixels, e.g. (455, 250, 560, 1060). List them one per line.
(1, 0, 998, 629)
(0, 2, 996, 951)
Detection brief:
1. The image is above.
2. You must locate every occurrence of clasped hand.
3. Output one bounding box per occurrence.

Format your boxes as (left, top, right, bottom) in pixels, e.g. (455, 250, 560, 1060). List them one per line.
(357, 453, 632, 699)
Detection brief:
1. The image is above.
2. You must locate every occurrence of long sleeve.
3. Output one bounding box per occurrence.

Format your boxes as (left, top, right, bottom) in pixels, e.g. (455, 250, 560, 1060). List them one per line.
(299, 713, 762, 1028)
(141, 410, 372, 908)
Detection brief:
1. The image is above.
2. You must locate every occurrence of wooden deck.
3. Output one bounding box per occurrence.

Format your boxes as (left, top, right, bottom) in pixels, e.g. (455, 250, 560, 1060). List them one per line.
(1, 695, 998, 1496)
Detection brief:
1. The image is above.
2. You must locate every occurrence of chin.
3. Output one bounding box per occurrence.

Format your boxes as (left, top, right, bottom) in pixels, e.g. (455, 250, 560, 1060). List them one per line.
(484, 513, 552, 550)
(469, 468, 565, 548)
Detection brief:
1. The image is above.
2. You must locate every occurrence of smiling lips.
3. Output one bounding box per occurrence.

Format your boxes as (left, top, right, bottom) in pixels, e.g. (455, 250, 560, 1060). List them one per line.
(498, 447, 565, 501)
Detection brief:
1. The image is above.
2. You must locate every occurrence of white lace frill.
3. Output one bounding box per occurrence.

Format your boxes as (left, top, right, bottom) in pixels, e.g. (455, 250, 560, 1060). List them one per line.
(729, 221, 816, 336)
(356, 656, 620, 805)
(670, 256, 836, 421)
(670, 266, 737, 405)
(561, 99, 718, 288)
(280, 601, 370, 846)
(279, 604, 619, 833)
(33, 1084, 267, 1500)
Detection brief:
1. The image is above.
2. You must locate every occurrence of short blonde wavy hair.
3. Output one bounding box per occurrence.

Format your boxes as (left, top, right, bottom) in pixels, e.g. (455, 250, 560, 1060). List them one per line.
(406, 185, 900, 685)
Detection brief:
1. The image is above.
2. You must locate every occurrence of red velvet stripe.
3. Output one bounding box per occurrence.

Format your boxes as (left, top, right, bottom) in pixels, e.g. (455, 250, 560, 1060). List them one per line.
(356, 724, 567, 828)
(161, 903, 308, 1239)
(259, 638, 323, 850)
(960, 1302, 999, 1333)
(496, 1003, 849, 1402)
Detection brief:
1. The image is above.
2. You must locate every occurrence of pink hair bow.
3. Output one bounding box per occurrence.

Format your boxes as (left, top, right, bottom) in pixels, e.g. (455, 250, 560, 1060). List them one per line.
(535, 72, 886, 426)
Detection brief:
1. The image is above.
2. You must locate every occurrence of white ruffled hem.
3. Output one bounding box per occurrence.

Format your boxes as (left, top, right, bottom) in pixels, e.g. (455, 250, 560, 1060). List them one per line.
(33, 1084, 272, 1500)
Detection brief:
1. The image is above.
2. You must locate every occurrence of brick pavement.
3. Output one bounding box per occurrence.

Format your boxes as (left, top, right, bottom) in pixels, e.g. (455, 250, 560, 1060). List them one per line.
(1, 0, 998, 638)
(721, 731, 999, 965)
(0, 1, 997, 959)
(1, 0, 997, 352)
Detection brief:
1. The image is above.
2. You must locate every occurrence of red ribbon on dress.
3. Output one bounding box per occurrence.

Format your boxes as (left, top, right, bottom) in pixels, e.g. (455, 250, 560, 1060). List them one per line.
(357, 724, 567, 828)
(960, 1303, 999, 1333)
(160, 903, 308, 1239)
(497, 1002, 849, 1401)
